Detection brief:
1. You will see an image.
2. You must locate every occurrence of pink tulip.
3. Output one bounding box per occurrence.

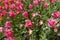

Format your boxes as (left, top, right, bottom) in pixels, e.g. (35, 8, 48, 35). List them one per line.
(5, 4, 10, 9)
(53, 11, 60, 18)
(25, 19, 34, 28)
(16, 1, 24, 7)
(38, 0, 41, 2)
(38, 0, 44, 2)
(40, 0, 44, 2)
(16, 3, 24, 12)
(10, 4, 16, 9)
(22, 11, 28, 18)
(43, 2, 49, 8)
(5, 29, 13, 37)
(9, 0, 14, 3)
(29, 4, 33, 9)
(4, 0, 8, 4)
(2, 10, 7, 16)
(58, 0, 60, 2)
(48, 19, 57, 27)
(5, 21, 12, 28)
(0, 6, 3, 11)
(6, 37, 16, 40)
(33, 0, 39, 6)
(0, 27, 4, 32)
(50, 0, 56, 3)
(0, 12, 2, 16)
(9, 11, 16, 18)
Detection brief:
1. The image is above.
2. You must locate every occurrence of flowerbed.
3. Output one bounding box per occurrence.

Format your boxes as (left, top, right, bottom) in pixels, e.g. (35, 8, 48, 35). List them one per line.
(0, 0, 60, 40)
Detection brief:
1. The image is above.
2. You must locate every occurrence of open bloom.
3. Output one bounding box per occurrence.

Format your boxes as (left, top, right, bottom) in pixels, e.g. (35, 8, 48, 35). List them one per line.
(9, 11, 16, 18)
(9, 0, 14, 3)
(5, 21, 12, 28)
(2, 10, 7, 16)
(0, 6, 3, 11)
(22, 11, 28, 18)
(16, 2, 24, 11)
(4, 0, 8, 4)
(5, 29, 13, 37)
(25, 19, 34, 28)
(48, 19, 57, 27)
(10, 4, 16, 10)
(43, 2, 49, 8)
(33, 0, 39, 6)
(0, 27, 4, 32)
(53, 11, 60, 18)
(29, 4, 33, 9)
(5, 4, 10, 9)
(54, 28, 58, 32)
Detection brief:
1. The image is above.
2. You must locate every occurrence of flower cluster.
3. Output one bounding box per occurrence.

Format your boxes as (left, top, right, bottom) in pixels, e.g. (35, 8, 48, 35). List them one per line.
(0, 0, 60, 40)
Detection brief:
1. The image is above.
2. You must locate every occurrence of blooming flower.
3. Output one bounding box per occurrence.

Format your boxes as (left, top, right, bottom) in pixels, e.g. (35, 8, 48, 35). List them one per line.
(5, 29, 13, 37)
(58, 0, 60, 2)
(33, 0, 39, 6)
(43, 2, 49, 8)
(22, 11, 28, 18)
(9, 0, 14, 3)
(10, 4, 16, 10)
(9, 11, 16, 18)
(16, 2, 24, 12)
(25, 19, 34, 28)
(4, 0, 8, 4)
(0, 6, 3, 11)
(48, 19, 57, 27)
(5, 21, 12, 28)
(2, 10, 7, 16)
(29, 4, 33, 9)
(5, 4, 10, 9)
(53, 11, 60, 18)
(0, 27, 4, 32)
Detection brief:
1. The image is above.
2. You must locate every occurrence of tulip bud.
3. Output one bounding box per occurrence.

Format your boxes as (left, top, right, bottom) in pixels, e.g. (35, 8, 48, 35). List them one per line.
(28, 29, 32, 35)
(0, 27, 4, 32)
(19, 24, 24, 28)
(54, 28, 58, 32)
(39, 20, 44, 25)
